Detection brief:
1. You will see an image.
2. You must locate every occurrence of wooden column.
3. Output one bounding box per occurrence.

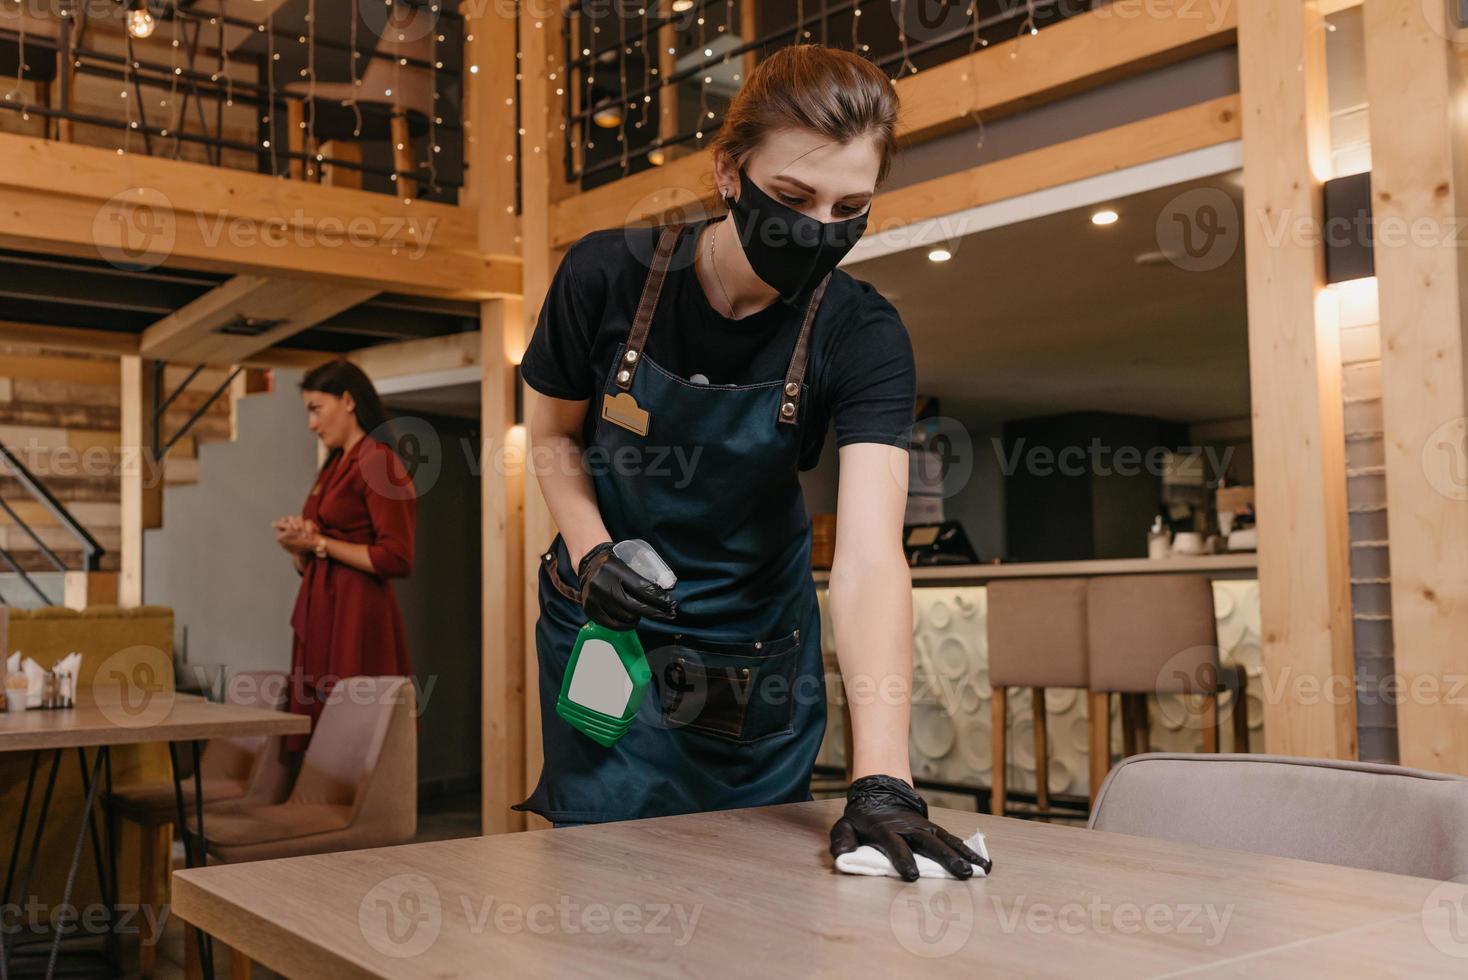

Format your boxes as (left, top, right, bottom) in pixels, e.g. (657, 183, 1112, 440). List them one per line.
(118, 356, 161, 607)
(465, 4, 529, 832)
(1238, 0, 1357, 758)
(1362, 0, 1468, 772)
(481, 299, 527, 834)
(517, 0, 573, 831)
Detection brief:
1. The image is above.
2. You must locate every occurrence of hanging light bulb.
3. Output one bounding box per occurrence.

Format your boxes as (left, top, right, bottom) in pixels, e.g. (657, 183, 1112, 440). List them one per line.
(671, 0, 694, 10)
(126, 0, 156, 39)
(592, 101, 622, 129)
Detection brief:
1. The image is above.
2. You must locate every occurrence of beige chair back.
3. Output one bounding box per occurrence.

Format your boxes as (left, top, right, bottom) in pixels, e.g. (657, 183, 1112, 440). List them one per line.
(1087, 575, 1219, 694)
(204, 670, 294, 804)
(290, 676, 417, 839)
(986, 578, 1089, 689)
(1090, 753, 1468, 880)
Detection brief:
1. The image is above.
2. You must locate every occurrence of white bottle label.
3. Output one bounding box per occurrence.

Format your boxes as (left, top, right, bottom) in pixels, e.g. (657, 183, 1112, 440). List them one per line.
(566, 638, 634, 716)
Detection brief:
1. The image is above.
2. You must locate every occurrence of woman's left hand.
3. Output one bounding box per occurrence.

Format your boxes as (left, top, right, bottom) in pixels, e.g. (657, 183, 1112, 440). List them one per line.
(273, 516, 320, 554)
(830, 774, 990, 881)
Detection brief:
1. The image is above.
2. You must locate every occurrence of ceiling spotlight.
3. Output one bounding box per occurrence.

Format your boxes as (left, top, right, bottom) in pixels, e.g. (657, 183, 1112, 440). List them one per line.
(1091, 209, 1119, 226)
(672, 0, 695, 10)
(126, 0, 156, 38)
(927, 248, 952, 263)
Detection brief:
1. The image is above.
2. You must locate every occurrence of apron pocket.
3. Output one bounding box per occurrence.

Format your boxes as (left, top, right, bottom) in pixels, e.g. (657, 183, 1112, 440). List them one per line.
(647, 629, 802, 744)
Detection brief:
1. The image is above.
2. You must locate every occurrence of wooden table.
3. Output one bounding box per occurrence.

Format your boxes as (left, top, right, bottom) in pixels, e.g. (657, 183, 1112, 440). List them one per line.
(173, 799, 1468, 978)
(1, 692, 309, 980)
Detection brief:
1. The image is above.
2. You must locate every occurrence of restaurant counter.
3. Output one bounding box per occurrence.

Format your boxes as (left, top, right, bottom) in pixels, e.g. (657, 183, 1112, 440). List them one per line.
(811, 553, 1261, 805)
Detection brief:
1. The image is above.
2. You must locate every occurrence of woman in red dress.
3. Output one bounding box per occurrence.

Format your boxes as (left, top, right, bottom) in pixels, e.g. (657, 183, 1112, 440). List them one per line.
(273, 359, 416, 752)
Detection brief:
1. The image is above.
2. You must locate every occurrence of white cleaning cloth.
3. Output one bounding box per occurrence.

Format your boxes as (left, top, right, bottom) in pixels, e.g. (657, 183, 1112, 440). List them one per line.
(835, 831, 991, 880)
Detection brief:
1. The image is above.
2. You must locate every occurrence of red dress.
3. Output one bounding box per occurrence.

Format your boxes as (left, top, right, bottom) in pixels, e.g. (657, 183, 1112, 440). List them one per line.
(286, 435, 416, 751)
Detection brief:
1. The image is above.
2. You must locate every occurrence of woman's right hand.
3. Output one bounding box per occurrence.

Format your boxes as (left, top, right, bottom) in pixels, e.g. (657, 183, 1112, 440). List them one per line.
(576, 541, 676, 631)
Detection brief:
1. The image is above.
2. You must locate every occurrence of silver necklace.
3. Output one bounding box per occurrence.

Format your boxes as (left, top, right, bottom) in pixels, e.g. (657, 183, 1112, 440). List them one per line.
(708, 222, 740, 319)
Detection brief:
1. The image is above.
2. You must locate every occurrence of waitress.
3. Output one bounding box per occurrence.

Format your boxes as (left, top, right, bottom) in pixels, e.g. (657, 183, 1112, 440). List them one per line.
(515, 45, 980, 880)
(273, 359, 416, 752)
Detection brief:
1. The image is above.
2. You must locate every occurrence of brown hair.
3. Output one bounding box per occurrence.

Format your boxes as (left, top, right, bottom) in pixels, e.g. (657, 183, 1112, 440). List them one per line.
(712, 45, 899, 186)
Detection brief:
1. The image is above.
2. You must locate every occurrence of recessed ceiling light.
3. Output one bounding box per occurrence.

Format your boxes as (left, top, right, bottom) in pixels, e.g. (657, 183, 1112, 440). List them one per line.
(1091, 209, 1119, 226)
(927, 248, 952, 263)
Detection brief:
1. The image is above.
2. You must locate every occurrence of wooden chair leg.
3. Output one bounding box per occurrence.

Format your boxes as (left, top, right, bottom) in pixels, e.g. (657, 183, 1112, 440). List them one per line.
(137, 820, 164, 978)
(1120, 694, 1138, 757)
(229, 944, 253, 980)
(1201, 692, 1220, 753)
(1088, 691, 1111, 806)
(1133, 695, 1150, 754)
(991, 686, 1007, 816)
(1031, 687, 1049, 816)
(184, 924, 202, 980)
(1231, 672, 1250, 752)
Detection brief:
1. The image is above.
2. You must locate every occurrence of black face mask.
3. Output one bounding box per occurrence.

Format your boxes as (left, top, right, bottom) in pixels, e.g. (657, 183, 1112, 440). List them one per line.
(724, 165, 869, 303)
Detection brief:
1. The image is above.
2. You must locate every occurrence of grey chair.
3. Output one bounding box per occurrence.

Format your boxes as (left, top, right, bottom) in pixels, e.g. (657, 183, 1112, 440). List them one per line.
(986, 578, 1092, 818)
(1090, 753, 1468, 881)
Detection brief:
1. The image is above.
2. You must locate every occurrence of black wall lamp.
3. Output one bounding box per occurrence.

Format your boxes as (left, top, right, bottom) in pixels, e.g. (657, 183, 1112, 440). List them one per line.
(1323, 171, 1374, 285)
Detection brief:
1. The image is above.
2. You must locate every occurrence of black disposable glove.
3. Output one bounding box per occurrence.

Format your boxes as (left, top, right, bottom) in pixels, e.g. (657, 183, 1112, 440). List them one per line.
(577, 541, 677, 631)
(830, 774, 991, 882)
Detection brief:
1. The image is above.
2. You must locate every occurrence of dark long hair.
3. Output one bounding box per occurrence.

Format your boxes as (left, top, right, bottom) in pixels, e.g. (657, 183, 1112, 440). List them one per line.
(300, 359, 393, 464)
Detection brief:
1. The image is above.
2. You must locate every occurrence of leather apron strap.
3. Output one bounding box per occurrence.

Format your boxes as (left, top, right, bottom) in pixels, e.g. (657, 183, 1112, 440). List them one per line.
(615, 221, 832, 429)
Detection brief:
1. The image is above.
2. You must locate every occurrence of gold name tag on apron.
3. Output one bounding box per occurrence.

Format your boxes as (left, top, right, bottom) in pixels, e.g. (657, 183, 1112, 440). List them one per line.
(602, 391, 649, 436)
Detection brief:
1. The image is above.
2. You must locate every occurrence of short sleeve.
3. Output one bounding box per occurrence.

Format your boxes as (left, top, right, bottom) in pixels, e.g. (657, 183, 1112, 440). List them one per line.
(520, 238, 605, 400)
(831, 292, 917, 449)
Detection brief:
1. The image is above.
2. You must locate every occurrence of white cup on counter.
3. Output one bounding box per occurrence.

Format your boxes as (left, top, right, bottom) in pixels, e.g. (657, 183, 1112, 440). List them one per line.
(1172, 532, 1206, 556)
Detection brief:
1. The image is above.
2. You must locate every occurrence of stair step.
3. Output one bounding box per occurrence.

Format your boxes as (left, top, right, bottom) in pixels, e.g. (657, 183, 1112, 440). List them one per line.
(0, 473, 119, 503)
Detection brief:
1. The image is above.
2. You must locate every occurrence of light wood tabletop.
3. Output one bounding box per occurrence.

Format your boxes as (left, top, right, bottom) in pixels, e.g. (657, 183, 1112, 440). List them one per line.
(171, 799, 1468, 979)
(0, 691, 310, 752)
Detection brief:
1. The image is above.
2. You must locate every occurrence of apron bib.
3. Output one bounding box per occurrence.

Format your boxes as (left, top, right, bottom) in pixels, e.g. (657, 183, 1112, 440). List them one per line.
(515, 219, 831, 823)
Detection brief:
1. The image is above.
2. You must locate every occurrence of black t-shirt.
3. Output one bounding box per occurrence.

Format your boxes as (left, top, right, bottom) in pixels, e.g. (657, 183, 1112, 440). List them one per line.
(520, 219, 916, 470)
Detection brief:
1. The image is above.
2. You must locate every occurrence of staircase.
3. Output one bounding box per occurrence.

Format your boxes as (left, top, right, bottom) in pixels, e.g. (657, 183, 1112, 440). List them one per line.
(0, 344, 271, 606)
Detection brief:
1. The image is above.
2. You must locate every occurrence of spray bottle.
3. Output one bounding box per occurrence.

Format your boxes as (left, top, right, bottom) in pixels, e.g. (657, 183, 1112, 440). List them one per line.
(555, 539, 676, 747)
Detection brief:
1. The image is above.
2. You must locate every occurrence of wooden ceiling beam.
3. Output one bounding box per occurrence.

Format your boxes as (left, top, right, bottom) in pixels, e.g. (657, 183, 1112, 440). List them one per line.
(140, 275, 376, 364)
